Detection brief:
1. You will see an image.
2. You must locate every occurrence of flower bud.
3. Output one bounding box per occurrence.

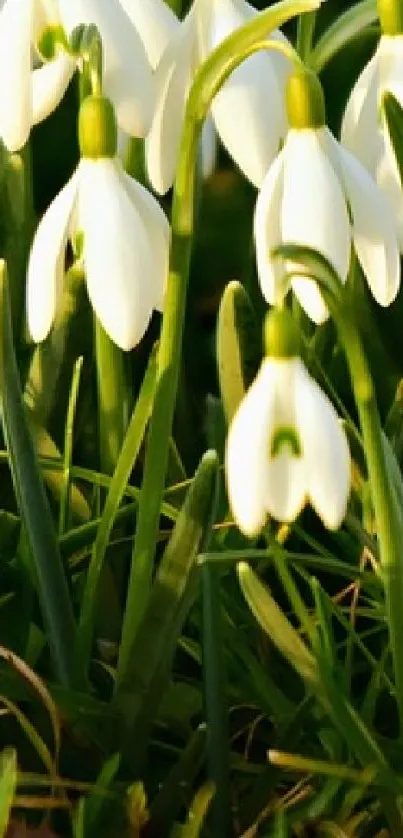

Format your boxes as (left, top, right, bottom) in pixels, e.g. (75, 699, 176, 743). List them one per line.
(377, 0, 403, 34)
(78, 95, 117, 159)
(286, 66, 325, 130)
(264, 307, 300, 359)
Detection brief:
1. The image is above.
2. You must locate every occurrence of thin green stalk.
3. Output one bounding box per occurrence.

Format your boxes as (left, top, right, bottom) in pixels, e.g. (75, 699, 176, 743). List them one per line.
(269, 540, 316, 646)
(202, 564, 232, 837)
(95, 318, 129, 475)
(117, 0, 322, 687)
(337, 312, 403, 733)
(296, 9, 317, 61)
(1, 142, 36, 345)
(310, 0, 377, 72)
(73, 346, 157, 683)
(59, 357, 84, 536)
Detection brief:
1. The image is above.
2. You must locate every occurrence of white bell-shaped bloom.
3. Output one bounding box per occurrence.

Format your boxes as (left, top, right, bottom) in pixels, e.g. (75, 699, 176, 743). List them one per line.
(341, 35, 403, 250)
(27, 154, 169, 350)
(255, 65, 400, 324)
(57, 0, 163, 137)
(226, 356, 351, 536)
(0, 0, 75, 151)
(146, 0, 291, 194)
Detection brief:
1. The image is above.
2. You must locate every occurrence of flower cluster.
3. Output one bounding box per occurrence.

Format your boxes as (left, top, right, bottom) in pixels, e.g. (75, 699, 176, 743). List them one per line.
(2, 0, 402, 537)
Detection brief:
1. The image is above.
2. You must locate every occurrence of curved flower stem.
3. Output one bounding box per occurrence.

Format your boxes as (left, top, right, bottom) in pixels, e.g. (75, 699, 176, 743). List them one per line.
(337, 308, 403, 733)
(297, 10, 317, 62)
(310, 0, 377, 72)
(116, 0, 322, 687)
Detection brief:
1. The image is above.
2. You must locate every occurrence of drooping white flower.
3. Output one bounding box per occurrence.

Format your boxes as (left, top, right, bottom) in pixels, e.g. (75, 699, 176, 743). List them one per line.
(254, 66, 400, 324)
(225, 310, 351, 536)
(27, 95, 170, 351)
(341, 34, 403, 250)
(146, 0, 292, 194)
(58, 0, 172, 137)
(0, 0, 74, 151)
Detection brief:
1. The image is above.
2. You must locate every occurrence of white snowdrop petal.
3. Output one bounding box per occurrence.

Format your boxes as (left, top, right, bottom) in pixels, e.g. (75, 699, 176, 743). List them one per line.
(377, 132, 403, 250)
(118, 0, 179, 69)
(263, 358, 307, 523)
(281, 129, 351, 322)
(119, 166, 170, 312)
(206, 0, 286, 187)
(145, 15, 195, 194)
(0, 0, 33, 151)
(77, 159, 155, 351)
(290, 277, 329, 323)
(32, 53, 75, 125)
(341, 46, 381, 173)
(264, 450, 307, 523)
(253, 149, 285, 306)
(225, 361, 276, 537)
(58, 0, 155, 137)
(27, 167, 79, 342)
(295, 361, 351, 529)
(378, 34, 403, 105)
(335, 138, 400, 305)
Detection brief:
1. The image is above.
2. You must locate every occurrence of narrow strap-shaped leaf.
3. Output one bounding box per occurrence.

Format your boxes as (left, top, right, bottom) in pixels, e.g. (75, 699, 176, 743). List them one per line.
(114, 451, 219, 766)
(216, 280, 260, 423)
(0, 263, 76, 688)
(178, 782, 215, 838)
(74, 344, 158, 681)
(237, 562, 318, 686)
(0, 749, 17, 838)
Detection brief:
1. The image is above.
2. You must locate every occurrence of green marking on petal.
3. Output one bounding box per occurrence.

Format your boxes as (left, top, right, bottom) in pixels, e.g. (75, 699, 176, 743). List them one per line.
(72, 231, 84, 261)
(270, 426, 302, 457)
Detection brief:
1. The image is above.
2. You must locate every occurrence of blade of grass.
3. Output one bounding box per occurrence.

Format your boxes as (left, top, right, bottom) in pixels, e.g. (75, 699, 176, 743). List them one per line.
(114, 451, 219, 769)
(74, 345, 158, 682)
(0, 264, 76, 687)
(59, 356, 84, 535)
(0, 749, 17, 838)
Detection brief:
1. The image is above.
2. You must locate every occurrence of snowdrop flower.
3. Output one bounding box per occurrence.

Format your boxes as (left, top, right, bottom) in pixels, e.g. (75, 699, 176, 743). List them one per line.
(146, 0, 292, 194)
(225, 307, 351, 536)
(27, 94, 170, 351)
(341, 0, 403, 249)
(0, 0, 74, 151)
(57, 0, 174, 137)
(255, 65, 400, 324)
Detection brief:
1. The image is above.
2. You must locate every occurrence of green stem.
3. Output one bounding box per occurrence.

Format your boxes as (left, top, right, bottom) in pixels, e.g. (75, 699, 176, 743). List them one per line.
(117, 0, 322, 687)
(269, 540, 316, 646)
(202, 563, 232, 837)
(310, 0, 377, 72)
(2, 142, 36, 347)
(95, 318, 128, 475)
(337, 311, 403, 733)
(296, 9, 317, 62)
(74, 346, 157, 683)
